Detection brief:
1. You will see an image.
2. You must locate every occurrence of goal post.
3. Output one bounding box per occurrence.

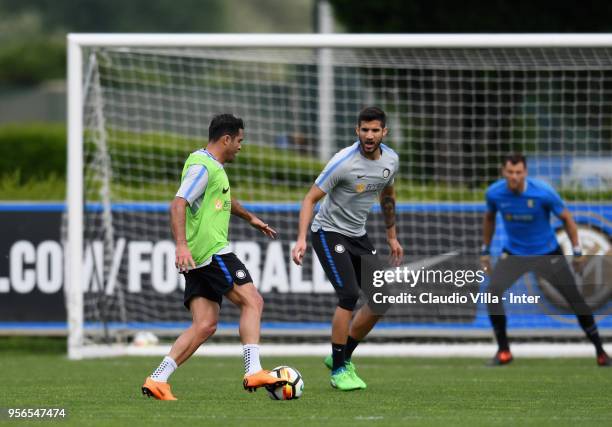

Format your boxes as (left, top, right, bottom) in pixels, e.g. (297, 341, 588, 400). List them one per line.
(67, 37, 84, 360)
(67, 33, 612, 359)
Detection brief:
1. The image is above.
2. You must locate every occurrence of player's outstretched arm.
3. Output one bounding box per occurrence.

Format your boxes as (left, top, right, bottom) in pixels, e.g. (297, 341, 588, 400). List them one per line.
(291, 185, 326, 266)
(481, 211, 496, 274)
(558, 208, 585, 272)
(558, 208, 580, 249)
(380, 185, 404, 266)
(170, 196, 196, 272)
(230, 196, 277, 239)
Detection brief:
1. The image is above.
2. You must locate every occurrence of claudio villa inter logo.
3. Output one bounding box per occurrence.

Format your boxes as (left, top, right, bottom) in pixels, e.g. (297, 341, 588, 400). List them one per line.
(334, 244, 345, 253)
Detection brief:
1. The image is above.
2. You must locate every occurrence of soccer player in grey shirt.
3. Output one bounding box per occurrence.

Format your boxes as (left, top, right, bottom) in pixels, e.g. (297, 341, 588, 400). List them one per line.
(291, 107, 403, 391)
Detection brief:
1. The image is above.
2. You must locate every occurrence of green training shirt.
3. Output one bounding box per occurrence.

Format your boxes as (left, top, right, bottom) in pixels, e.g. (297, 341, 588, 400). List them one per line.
(179, 149, 231, 265)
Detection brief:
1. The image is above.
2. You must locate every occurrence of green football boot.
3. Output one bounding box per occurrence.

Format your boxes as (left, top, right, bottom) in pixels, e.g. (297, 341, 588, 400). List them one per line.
(330, 367, 361, 391)
(324, 355, 367, 389)
(347, 366, 367, 389)
(324, 354, 333, 370)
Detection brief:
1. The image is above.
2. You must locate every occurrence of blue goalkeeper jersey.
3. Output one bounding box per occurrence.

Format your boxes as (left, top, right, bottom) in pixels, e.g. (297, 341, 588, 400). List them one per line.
(485, 177, 566, 255)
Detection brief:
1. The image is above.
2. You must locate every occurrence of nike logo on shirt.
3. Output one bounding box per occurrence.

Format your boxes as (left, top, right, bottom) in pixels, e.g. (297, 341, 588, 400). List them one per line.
(222, 187, 229, 193)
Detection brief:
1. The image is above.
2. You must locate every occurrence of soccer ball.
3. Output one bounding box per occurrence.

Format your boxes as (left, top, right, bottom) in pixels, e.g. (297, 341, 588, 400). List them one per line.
(266, 366, 304, 400)
(132, 331, 159, 347)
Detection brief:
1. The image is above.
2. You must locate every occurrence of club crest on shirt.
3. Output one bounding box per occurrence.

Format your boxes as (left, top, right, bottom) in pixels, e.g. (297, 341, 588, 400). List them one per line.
(334, 244, 345, 253)
(214, 199, 223, 210)
(527, 199, 534, 208)
(355, 183, 365, 193)
(235, 270, 246, 279)
(383, 168, 391, 178)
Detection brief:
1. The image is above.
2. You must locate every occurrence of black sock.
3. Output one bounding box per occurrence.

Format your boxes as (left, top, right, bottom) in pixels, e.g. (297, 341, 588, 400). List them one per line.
(490, 315, 510, 352)
(331, 343, 346, 372)
(577, 315, 605, 355)
(345, 336, 360, 361)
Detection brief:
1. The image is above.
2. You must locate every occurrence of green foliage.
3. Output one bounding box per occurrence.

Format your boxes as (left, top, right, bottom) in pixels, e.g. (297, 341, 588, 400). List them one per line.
(0, 123, 325, 201)
(0, 122, 66, 179)
(1, 123, 607, 202)
(0, 0, 312, 85)
(0, 37, 65, 85)
(0, 170, 65, 200)
(100, 128, 324, 189)
(0, 0, 225, 33)
(394, 182, 485, 202)
(329, 0, 612, 33)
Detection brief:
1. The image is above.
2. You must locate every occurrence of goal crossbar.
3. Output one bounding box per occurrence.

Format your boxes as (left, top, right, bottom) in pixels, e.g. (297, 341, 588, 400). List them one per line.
(69, 33, 612, 48)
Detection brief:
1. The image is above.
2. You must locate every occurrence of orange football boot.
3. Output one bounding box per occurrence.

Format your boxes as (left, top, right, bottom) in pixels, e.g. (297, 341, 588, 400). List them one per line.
(487, 350, 513, 366)
(243, 370, 288, 392)
(141, 377, 177, 400)
(597, 352, 611, 367)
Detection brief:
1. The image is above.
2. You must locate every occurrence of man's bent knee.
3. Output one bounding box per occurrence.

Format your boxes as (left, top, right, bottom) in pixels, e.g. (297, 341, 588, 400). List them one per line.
(338, 294, 359, 311)
(193, 321, 217, 341)
(248, 290, 264, 313)
(257, 292, 264, 311)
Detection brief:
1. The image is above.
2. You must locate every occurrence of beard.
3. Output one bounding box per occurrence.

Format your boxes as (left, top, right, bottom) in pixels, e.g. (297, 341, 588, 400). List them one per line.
(226, 150, 240, 162)
(359, 138, 381, 153)
(506, 179, 524, 192)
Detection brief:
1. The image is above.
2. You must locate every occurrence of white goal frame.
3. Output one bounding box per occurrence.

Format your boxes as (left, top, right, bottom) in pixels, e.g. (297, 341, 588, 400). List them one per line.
(67, 33, 612, 359)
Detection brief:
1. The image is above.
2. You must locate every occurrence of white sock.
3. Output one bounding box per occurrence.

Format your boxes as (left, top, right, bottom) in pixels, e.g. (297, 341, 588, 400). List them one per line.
(243, 344, 262, 375)
(150, 356, 177, 382)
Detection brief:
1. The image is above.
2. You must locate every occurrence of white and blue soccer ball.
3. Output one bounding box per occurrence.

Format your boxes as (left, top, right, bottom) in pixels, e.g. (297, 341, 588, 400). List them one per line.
(266, 366, 304, 400)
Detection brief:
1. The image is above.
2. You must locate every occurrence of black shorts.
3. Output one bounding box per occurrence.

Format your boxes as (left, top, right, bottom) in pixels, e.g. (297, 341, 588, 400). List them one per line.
(490, 246, 570, 290)
(311, 229, 380, 310)
(487, 246, 592, 316)
(183, 252, 253, 309)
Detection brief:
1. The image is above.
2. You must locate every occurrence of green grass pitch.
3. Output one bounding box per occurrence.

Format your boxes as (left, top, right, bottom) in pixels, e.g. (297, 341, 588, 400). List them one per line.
(4, 349, 611, 426)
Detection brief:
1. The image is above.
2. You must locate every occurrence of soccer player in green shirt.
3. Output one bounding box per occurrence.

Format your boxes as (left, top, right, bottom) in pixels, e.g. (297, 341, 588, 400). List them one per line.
(142, 114, 287, 400)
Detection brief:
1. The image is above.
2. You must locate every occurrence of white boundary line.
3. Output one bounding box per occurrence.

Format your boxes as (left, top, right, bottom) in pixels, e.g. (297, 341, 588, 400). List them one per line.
(73, 343, 597, 359)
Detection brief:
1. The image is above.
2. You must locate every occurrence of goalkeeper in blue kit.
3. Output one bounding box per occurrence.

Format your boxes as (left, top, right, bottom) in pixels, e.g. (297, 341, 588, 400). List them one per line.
(482, 153, 609, 366)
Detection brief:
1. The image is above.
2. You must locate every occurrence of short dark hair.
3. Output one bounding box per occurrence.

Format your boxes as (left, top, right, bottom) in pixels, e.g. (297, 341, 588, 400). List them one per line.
(503, 153, 527, 168)
(208, 114, 244, 142)
(358, 106, 386, 127)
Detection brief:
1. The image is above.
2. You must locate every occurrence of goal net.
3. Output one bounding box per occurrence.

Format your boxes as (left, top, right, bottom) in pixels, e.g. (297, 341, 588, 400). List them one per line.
(66, 34, 612, 358)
